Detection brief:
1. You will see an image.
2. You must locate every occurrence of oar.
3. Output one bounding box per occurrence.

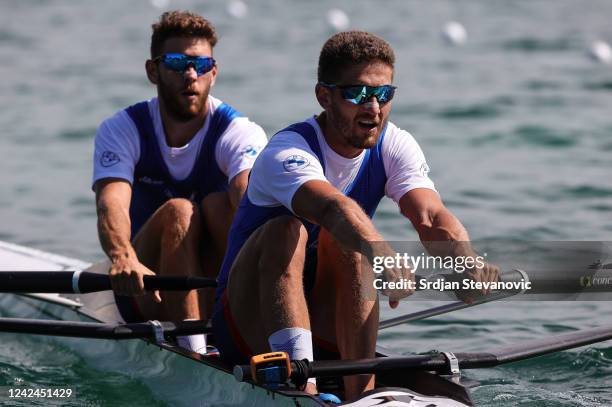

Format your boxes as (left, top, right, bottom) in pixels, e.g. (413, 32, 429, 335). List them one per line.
(379, 269, 530, 329)
(0, 317, 211, 340)
(379, 267, 612, 329)
(234, 323, 612, 386)
(0, 271, 217, 294)
(379, 291, 516, 329)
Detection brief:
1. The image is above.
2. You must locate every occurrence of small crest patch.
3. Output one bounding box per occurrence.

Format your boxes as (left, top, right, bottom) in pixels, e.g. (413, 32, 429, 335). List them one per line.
(283, 155, 309, 172)
(420, 162, 430, 177)
(242, 145, 259, 157)
(101, 151, 120, 167)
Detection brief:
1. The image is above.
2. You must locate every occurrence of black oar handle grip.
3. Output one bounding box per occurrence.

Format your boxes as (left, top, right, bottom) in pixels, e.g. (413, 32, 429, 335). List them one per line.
(81, 273, 218, 293)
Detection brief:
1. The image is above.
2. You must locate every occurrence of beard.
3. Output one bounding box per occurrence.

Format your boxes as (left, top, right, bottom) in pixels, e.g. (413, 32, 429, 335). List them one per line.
(157, 75, 208, 122)
(329, 103, 380, 150)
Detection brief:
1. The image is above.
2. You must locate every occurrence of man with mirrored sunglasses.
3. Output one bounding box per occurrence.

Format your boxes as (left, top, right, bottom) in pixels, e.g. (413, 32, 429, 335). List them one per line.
(213, 31, 499, 400)
(92, 11, 266, 354)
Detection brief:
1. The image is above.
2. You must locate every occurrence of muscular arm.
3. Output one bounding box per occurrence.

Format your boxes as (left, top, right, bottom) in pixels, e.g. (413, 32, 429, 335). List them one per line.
(95, 178, 158, 299)
(399, 188, 472, 257)
(95, 179, 136, 262)
(292, 180, 413, 306)
(399, 188, 499, 297)
(292, 180, 383, 258)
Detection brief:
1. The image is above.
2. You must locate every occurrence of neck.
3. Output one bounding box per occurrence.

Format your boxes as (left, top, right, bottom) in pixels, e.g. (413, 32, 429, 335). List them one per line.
(158, 98, 208, 148)
(315, 112, 363, 159)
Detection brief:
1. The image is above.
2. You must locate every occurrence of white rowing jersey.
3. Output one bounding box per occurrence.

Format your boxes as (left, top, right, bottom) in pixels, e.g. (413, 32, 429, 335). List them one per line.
(92, 96, 267, 188)
(247, 116, 436, 213)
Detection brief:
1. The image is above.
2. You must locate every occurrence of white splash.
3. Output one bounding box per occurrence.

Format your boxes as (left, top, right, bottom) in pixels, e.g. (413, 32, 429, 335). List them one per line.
(227, 1, 248, 19)
(442, 21, 467, 46)
(588, 40, 612, 63)
(327, 8, 350, 31)
(150, 0, 170, 10)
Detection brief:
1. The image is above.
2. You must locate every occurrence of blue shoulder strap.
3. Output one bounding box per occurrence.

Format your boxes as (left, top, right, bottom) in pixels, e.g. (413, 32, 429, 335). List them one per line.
(191, 103, 243, 198)
(281, 122, 326, 172)
(125, 101, 155, 152)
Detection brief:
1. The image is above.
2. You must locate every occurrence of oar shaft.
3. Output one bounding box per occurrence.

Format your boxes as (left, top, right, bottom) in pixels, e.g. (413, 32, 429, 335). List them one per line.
(379, 291, 515, 329)
(234, 324, 612, 385)
(0, 271, 217, 293)
(0, 317, 211, 339)
(0, 272, 85, 293)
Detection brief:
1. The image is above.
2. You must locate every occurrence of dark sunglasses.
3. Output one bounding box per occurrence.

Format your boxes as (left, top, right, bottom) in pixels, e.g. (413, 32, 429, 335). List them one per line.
(319, 82, 397, 105)
(153, 53, 216, 76)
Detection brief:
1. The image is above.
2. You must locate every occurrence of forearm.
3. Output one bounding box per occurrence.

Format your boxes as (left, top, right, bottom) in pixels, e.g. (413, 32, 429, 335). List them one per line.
(318, 195, 384, 260)
(96, 197, 136, 263)
(414, 208, 475, 258)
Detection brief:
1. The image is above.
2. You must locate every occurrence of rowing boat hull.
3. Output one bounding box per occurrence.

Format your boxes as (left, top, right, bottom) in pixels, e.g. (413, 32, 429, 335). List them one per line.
(0, 241, 473, 406)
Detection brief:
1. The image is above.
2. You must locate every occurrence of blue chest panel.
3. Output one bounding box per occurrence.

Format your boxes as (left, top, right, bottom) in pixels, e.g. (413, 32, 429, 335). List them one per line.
(216, 120, 388, 293)
(126, 101, 242, 237)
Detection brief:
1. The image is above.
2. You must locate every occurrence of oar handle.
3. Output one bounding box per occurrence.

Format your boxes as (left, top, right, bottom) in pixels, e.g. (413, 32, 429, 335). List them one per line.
(0, 271, 217, 293)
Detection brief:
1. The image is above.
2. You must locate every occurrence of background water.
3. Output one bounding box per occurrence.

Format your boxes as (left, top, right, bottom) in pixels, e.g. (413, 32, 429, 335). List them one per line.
(1, 0, 611, 405)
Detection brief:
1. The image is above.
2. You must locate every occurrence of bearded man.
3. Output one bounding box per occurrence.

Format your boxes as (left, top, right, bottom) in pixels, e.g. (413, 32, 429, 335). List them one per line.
(92, 11, 266, 354)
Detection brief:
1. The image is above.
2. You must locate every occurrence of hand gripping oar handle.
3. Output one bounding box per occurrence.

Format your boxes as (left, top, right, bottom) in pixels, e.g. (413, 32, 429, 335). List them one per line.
(0, 271, 217, 293)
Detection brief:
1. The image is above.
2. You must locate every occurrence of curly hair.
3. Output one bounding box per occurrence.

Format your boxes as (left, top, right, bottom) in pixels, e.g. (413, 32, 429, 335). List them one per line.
(317, 31, 395, 83)
(150, 11, 218, 58)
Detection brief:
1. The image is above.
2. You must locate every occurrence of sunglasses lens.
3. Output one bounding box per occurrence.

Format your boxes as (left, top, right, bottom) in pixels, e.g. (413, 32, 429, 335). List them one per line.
(340, 85, 395, 104)
(372, 86, 395, 103)
(163, 54, 188, 71)
(193, 58, 214, 75)
(342, 86, 368, 104)
(161, 54, 215, 76)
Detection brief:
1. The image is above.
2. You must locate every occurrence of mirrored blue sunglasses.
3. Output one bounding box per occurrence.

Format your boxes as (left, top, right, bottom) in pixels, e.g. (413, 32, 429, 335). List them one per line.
(153, 53, 216, 76)
(319, 82, 397, 105)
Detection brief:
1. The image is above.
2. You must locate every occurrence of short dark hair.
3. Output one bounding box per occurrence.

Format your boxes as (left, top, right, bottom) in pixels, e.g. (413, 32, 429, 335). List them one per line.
(150, 11, 217, 58)
(317, 31, 395, 83)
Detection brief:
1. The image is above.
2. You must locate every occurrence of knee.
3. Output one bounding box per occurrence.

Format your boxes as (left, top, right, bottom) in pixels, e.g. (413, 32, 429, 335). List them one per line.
(159, 198, 201, 240)
(262, 216, 308, 249)
(256, 216, 308, 271)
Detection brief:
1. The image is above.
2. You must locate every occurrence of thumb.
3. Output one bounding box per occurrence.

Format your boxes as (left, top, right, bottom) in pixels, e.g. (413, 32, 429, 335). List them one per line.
(153, 290, 162, 303)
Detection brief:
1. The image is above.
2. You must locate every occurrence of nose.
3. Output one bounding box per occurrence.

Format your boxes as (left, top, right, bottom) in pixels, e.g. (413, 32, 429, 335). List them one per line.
(183, 64, 198, 81)
(361, 96, 381, 114)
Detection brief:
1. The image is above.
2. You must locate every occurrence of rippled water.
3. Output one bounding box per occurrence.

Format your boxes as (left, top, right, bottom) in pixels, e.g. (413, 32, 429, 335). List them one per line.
(1, 0, 611, 405)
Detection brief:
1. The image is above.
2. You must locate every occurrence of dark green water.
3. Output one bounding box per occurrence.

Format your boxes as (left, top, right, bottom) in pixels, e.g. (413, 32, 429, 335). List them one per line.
(1, 0, 611, 405)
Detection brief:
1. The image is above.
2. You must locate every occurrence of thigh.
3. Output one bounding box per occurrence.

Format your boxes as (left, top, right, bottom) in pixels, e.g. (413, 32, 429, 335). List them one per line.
(132, 197, 201, 270)
(130, 198, 201, 318)
(224, 216, 308, 355)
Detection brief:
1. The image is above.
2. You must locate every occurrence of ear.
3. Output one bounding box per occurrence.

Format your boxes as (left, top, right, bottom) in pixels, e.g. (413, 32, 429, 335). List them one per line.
(145, 59, 158, 85)
(315, 83, 331, 109)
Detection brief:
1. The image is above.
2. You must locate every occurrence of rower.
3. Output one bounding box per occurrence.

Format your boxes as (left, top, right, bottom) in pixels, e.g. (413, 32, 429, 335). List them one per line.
(92, 11, 267, 353)
(212, 30, 499, 399)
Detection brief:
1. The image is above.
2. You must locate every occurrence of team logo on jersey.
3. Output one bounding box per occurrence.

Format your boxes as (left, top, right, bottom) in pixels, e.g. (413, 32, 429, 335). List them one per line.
(420, 162, 430, 177)
(100, 151, 120, 167)
(283, 155, 309, 172)
(242, 145, 259, 158)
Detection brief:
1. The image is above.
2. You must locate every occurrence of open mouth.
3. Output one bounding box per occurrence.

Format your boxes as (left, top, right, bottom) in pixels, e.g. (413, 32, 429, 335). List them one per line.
(181, 90, 199, 98)
(357, 119, 378, 131)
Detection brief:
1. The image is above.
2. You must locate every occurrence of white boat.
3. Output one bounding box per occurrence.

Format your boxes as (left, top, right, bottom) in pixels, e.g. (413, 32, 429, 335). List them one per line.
(1, 240, 610, 406)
